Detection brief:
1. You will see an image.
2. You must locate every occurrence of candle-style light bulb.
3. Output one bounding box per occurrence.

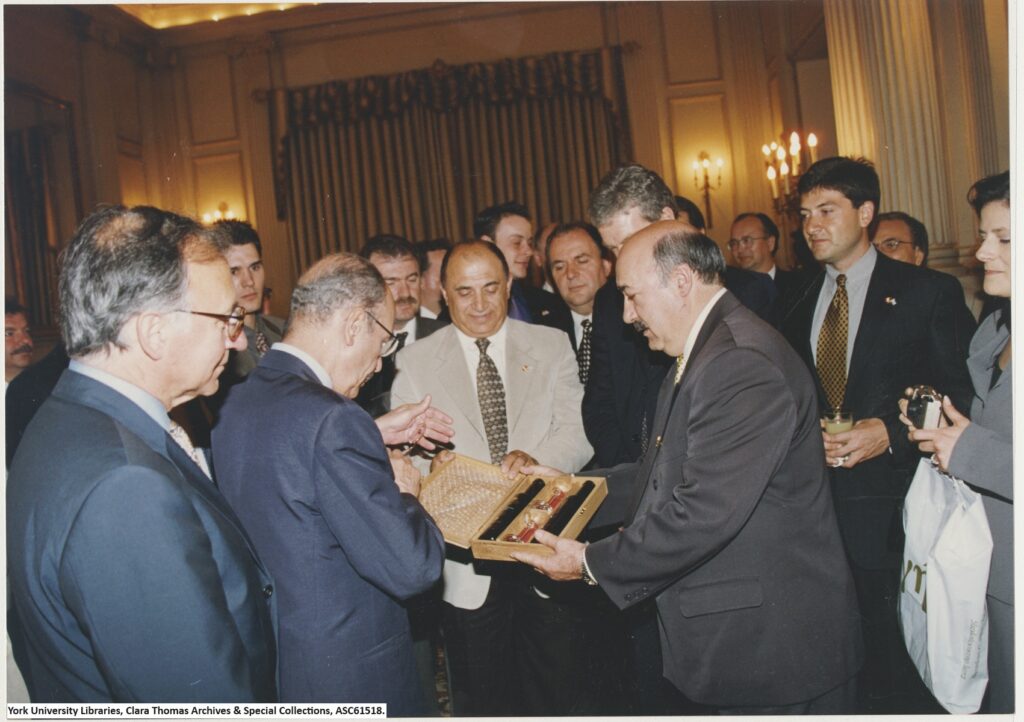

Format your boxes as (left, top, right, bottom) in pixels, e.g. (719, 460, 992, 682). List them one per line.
(776, 147, 786, 161)
(789, 131, 799, 146)
(767, 166, 778, 199)
(701, 158, 710, 169)
(716, 158, 724, 168)
(762, 144, 771, 157)
(770, 141, 778, 151)
(807, 133, 819, 163)
(780, 160, 790, 176)
(692, 160, 699, 171)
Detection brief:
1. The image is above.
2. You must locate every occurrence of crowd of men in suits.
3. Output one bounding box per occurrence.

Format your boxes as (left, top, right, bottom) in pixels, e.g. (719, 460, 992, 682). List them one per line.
(6, 155, 985, 715)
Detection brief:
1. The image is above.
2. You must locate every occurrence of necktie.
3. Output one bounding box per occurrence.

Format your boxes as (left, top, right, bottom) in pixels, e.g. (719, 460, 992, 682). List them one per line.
(254, 329, 270, 357)
(576, 319, 593, 385)
(169, 421, 212, 480)
(816, 274, 849, 410)
(476, 338, 508, 464)
(394, 332, 408, 354)
(673, 354, 685, 385)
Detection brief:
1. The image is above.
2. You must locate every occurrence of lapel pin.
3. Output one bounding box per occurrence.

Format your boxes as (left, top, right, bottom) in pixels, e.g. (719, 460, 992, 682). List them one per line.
(521, 364, 529, 373)
(885, 296, 897, 306)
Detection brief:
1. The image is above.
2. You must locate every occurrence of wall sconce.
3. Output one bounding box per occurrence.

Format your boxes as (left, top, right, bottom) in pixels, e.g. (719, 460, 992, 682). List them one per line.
(760, 131, 820, 210)
(692, 151, 724, 229)
(202, 201, 238, 224)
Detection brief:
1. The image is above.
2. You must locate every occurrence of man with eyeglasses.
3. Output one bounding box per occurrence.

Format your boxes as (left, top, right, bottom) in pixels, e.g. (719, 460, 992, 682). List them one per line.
(7, 205, 278, 702)
(391, 240, 592, 716)
(872, 211, 929, 267)
(212, 252, 452, 711)
(728, 212, 800, 303)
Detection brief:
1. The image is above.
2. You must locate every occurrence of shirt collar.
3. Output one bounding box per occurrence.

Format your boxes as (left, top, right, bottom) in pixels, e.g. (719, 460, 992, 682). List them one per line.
(453, 318, 508, 353)
(683, 287, 728, 362)
(68, 359, 171, 430)
(271, 342, 333, 387)
(826, 243, 877, 283)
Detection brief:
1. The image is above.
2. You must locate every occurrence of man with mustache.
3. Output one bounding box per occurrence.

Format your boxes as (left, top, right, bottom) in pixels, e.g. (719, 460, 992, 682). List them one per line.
(357, 234, 446, 415)
(5, 299, 34, 383)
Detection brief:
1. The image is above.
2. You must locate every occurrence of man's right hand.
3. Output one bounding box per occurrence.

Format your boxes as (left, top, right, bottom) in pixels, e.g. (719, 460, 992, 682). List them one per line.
(389, 450, 422, 497)
(429, 449, 455, 473)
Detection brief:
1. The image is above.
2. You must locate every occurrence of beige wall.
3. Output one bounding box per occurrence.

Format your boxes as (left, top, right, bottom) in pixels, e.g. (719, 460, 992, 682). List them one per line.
(5, 2, 1010, 318)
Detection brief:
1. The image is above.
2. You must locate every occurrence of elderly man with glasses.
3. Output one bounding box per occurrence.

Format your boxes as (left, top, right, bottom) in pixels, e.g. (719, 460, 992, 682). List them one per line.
(7, 205, 277, 702)
(212, 252, 453, 712)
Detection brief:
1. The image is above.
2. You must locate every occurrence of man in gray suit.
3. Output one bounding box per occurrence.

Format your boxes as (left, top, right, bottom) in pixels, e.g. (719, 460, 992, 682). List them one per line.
(515, 221, 863, 713)
(391, 240, 592, 716)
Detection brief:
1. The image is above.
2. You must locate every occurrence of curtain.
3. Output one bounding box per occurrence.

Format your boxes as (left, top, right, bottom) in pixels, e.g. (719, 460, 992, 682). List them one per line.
(270, 48, 629, 273)
(5, 127, 61, 328)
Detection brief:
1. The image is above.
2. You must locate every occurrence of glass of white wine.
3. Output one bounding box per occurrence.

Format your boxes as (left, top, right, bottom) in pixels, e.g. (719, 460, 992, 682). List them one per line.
(822, 409, 854, 434)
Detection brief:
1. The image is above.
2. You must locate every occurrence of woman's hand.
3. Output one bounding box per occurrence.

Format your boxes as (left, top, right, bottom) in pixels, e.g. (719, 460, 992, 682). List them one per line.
(902, 396, 970, 472)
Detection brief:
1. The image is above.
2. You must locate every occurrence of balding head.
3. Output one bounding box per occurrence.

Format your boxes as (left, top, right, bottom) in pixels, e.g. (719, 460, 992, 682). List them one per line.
(617, 221, 725, 356)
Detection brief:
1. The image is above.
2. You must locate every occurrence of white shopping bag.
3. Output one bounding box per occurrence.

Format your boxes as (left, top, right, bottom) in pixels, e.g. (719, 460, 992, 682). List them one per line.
(900, 457, 993, 713)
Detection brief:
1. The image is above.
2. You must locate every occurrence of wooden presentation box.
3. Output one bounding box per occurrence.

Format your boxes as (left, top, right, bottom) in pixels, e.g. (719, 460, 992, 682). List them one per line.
(419, 454, 607, 562)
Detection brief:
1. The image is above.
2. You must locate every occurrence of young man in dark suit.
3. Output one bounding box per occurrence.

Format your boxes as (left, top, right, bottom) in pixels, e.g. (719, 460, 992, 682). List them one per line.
(515, 221, 864, 714)
(7, 206, 277, 702)
(781, 156, 976, 713)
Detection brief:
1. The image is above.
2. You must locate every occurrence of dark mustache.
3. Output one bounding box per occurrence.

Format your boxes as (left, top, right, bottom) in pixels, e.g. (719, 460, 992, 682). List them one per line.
(11, 344, 33, 355)
(631, 321, 648, 334)
(396, 297, 417, 305)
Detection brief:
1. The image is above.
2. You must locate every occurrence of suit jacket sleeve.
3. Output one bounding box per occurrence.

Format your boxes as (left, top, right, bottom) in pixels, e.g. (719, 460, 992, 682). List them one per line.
(949, 421, 1013, 500)
(886, 275, 976, 466)
(313, 405, 445, 598)
(59, 467, 265, 701)
(587, 348, 796, 608)
(529, 335, 594, 471)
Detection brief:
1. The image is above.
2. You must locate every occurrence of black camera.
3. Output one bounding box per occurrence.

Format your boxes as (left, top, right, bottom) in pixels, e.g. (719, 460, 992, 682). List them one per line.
(906, 385, 942, 429)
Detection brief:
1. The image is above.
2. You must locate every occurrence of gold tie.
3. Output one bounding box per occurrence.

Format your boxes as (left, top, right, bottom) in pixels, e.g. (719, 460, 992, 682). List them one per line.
(674, 355, 685, 385)
(816, 274, 849, 410)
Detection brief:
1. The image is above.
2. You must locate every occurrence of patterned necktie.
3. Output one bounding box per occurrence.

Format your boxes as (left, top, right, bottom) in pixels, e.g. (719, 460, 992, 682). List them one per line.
(476, 338, 508, 464)
(816, 274, 849, 410)
(576, 319, 593, 385)
(254, 329, 270, 357)
(169, 421, 212, 480)
(673, 355, 685, 385)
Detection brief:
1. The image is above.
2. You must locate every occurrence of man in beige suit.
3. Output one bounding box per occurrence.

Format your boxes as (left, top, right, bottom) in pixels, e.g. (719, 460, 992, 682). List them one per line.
(391, 240, 591, 716)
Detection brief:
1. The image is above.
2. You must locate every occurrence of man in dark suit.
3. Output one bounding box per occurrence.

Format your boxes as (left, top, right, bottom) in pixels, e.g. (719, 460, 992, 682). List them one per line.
(514, 221, 863, 714)
(728, 211, 801, 303)
(474, 201, 570, 334)
(7, 205, 277, 702)
(213, 253, 447, 711)
(356, 234, 446, 415)
(545, 222, 612, 379)
(781, 157, 976, 713)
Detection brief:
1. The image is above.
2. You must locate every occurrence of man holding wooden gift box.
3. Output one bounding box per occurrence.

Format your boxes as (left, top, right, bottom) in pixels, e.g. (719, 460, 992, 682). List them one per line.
(391, 240, 592, 716)
(514, 221, 864, 714)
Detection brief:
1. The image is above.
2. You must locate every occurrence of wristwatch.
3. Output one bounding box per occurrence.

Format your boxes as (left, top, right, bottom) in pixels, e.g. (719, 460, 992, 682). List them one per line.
(580, 548, 599, 587)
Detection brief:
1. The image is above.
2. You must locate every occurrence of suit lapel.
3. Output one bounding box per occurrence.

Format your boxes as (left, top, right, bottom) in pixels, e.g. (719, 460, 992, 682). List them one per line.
(845, 257, 898, 404)
(433, 327, 487, 440)
(505, 322, 541, 433)
(56, 370, 268, 571)
(623, 293, 737, 523)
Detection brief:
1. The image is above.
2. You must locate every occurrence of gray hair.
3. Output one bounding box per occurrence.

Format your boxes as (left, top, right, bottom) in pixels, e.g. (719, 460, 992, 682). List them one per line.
(588, 164, 678, 228)
(652, 230, 726, 286)
(289, 253, 386, 325)
(59, 205, 213, 357)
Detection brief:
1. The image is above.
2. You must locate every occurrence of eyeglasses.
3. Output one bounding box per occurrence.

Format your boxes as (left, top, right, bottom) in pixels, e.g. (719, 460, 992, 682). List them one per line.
(365, 311, 401, 356)
(172, 306, 246, 341)
(727, 235, 768, 250)
(874, 239, 915, 252)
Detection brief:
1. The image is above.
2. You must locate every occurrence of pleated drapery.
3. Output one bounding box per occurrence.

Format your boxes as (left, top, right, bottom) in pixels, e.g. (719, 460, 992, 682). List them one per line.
(269, 49, 629, 273)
